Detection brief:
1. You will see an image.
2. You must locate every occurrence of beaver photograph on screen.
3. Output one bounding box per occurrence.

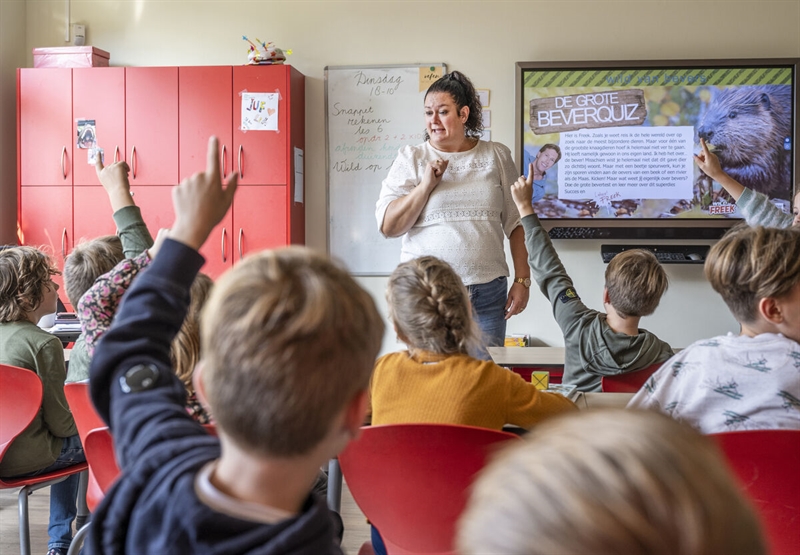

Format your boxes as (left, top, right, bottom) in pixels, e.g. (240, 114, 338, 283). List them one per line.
(696, 85, 792, 199)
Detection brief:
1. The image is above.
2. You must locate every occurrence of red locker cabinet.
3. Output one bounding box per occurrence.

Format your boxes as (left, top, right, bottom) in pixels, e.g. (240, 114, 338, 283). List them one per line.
(72, 67, 126, 185)
(179, 66, 233, 181)
(18, 65, 305, 283)
(18, 187, 73, 295)
(182, 64, 305, 278)
(18, 69, 73, 186)
(126, 67, 179, 186)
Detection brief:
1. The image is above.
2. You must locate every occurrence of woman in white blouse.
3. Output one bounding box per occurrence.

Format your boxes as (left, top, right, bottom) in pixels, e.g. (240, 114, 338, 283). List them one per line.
(376, 71, 530, 354)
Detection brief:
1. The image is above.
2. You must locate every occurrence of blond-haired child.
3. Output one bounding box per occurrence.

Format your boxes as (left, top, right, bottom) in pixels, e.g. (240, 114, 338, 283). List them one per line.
(369, 254, 576, 554)
(85, 138, 384, 553)
(629, 225, 800, 433)
(511, 175, 673, 391)
(371, 255, 576, 429)
(457, 409, 765, 555)
(370, 256, 575, 430)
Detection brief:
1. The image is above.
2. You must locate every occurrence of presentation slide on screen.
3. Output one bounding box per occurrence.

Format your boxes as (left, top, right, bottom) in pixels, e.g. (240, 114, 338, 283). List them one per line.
(522, 67, 794, 219)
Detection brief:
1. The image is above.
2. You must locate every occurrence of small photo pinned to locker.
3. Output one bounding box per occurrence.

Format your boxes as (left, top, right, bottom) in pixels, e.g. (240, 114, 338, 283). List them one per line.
(76, 119, 97, 149)
(88, 147, 104, 166)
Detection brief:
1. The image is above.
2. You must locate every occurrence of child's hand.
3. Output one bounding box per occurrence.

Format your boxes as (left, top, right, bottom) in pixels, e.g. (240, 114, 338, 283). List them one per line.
(96, 157, 135, 212)
(511, 163, 535, 217)
(170, 136, 238, 251)
(147, 228, 170, 260)
(694, 138, 724, 180)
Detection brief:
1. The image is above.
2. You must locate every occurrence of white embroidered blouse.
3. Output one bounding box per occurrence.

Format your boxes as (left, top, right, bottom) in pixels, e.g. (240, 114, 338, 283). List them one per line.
(375, 140, 521, 286)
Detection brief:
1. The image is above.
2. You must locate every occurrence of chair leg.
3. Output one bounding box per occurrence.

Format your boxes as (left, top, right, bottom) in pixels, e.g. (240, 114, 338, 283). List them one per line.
(16, 476, 70, 555)
(76, 470, 89, 529)
(18, 485, 32, 555)
(327, 458, 342, 513)
(67, 521, 91, 555)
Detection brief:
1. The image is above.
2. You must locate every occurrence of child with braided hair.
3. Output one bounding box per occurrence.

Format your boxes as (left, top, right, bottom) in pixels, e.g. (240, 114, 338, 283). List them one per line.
(368, 255, 576, 555)
(370, 255, 576, 429)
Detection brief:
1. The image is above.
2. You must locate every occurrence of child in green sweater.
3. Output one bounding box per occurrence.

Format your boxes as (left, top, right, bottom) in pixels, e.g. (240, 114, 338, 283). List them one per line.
(0, 246, 85, 555)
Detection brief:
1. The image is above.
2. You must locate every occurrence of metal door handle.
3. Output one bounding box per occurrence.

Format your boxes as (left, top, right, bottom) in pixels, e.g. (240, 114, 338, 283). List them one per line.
(221, 145, 227, 177)
(221, 227, 227, 263)
(61, 147, 67, 179)
(61, 228, 67, 258)
(131, 146, 137, 179)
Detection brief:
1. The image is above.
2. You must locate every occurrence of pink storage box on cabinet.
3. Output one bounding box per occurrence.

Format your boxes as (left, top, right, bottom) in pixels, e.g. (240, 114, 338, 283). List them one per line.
(33, 46, 110, 68)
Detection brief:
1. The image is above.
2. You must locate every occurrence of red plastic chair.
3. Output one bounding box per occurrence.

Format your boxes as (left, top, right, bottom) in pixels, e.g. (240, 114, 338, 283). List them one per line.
(64, 382, 108, 513)
(67, 420, 215, 555)
(601, 362, 662, 393)
(64, 381, 105, 445)
(711, 430, 800, 555)
(66, 425, 122, 555)
(0, 363, 88, 555)
(339, 423, 520, 555)
(82, 427, 121, 495)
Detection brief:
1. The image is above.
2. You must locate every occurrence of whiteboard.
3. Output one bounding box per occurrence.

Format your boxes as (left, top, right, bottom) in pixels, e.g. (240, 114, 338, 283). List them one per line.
(326, 64, 447, 275)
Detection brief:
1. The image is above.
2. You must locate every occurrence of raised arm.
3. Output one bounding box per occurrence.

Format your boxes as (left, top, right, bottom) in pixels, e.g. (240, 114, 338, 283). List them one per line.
(510, 174, 593, 333)
(695, 138, 794, 227)
(96, 156, 154, 256)
(89, 137, 236, 461)
(694, 138, 745, 200)
(96, 157, 136, 212)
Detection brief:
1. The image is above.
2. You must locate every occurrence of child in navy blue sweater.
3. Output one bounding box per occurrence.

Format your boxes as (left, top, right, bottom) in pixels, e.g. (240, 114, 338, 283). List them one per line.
(85, 137, 384, 554)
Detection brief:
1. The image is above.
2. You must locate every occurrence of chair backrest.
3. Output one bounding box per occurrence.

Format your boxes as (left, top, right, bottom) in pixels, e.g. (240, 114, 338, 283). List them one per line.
(601, 362, 662, 393)
(0, 364, 43, 459)
(80, 422, 213, 505)
(712, 430, 800, 555)
(339, 423, 520, 555)
(64, 381, 106, 445)
(83, 427, 121, 493)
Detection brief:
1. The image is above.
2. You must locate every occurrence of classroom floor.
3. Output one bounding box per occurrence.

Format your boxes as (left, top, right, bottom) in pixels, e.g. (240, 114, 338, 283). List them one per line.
(0, 480, 371, 554)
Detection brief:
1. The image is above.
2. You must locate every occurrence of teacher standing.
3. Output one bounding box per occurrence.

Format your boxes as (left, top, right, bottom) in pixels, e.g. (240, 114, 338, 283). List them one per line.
(376, 71, 530, 352)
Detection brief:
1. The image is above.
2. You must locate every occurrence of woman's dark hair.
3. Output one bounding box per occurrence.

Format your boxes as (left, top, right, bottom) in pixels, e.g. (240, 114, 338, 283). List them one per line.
(424, 71, 483, 140)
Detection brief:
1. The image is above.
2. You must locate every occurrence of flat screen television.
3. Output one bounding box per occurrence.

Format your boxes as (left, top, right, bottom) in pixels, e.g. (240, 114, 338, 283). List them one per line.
(516, 59, 797, 237)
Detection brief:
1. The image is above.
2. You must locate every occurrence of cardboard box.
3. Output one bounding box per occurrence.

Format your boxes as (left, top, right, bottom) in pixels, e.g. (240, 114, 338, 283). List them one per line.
(504, 334, 529, 347)
(33, 46, 110, 68)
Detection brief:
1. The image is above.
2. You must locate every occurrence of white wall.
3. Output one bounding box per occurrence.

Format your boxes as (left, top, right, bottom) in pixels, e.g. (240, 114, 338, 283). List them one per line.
(8, 0, 800, 354)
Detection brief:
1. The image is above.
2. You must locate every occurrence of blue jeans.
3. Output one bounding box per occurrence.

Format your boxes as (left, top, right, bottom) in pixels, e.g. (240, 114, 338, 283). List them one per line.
(371, 526, 387, 555)
(467, 276, 508, 359)
(22, 434, 85, 550)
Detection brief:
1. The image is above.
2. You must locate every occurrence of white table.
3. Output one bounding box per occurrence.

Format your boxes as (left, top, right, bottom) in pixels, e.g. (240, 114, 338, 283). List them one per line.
(487, 346, 565, 366)
(579, 392, 635, 409)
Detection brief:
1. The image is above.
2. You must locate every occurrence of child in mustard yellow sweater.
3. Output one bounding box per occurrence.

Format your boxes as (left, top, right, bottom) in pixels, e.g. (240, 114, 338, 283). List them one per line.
(370, 255, 576, 428)
(369, 255, 576, 555)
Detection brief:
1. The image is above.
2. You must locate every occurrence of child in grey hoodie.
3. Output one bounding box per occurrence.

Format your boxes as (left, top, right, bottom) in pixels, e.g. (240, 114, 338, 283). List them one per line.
(510, 173, 673, 392)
